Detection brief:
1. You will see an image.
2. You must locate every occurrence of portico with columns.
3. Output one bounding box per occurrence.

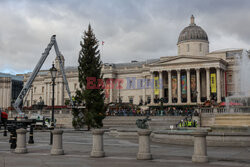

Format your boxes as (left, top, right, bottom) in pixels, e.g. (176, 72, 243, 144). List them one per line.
(101, 15, 230, 107)
(148, 56, 227, 105)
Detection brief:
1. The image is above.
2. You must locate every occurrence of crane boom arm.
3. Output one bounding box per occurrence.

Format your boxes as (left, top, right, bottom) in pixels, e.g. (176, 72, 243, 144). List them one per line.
(13, 35, 74, 113)
(13, 35, 56, 113)
(53, 40, 74, 106)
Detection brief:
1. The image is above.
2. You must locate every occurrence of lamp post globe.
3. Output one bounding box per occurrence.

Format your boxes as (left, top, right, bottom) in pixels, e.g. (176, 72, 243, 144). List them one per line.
(49, 63, 57, 145)
(49, 63, 57, 80)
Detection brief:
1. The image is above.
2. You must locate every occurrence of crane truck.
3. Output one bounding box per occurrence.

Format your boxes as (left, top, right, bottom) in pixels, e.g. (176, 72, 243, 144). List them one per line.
(2, 35, 74, 130)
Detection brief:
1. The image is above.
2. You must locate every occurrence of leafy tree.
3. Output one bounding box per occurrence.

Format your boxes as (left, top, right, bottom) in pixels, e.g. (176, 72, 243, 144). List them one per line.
(72, 24, 105, 130)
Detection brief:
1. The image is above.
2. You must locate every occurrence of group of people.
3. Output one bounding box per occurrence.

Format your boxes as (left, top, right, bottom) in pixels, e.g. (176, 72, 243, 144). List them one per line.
(106, 107, 199, 117)
(177, 119, 198, 127)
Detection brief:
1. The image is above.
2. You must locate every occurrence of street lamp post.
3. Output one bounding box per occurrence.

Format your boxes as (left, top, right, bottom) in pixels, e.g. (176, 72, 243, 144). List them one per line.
(118, 87, 121, 103)
(49, 63, 57, 145)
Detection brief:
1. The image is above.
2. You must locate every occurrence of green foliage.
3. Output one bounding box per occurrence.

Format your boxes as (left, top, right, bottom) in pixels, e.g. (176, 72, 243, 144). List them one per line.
(72, 24, 105, 130)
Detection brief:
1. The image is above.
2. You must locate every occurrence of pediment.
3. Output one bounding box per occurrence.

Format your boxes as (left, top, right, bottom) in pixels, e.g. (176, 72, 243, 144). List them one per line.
(149, 55, 220, 66)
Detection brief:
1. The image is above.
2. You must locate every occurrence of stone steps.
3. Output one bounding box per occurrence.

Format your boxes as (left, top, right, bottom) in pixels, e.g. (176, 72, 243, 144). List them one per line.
(214, 114, 250, 126)
(103, 116, 186, 130)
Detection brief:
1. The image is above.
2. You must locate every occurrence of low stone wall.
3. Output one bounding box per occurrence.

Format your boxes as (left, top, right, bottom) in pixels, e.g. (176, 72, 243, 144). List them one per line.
(103, 116, 187, 130)
(7, 109, 73, 128)
(151, 130, 250, 147)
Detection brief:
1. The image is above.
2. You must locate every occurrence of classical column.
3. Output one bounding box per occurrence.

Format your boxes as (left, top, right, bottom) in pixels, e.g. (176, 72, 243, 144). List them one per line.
(159, 71, 163, 99)
(177, 70, 181, 104)
(168, 70, 172, 104)
(221, 70, 225, 97)
(0, 83, 2, 108)
(196, 68, 201, 103)
(43, 83, 47, 104)
(56, 81, 59, 105)
(143, 76, 146, 105)
(48, 83, 51, 106)
(109, 79, 113, 103)
(205, 68, 210, 100)
(150, 72, 154, 104)
(61, 82, 64, 105)
(3, 80, 6, 108)
(6, 81, 10, 108)
(187, 69, 191, 104)
(216, 67, 221, 103)
(58, 82, 61, 105)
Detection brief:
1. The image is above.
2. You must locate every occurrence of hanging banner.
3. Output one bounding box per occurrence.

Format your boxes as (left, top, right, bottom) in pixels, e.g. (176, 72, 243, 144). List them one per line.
(211, 73, 217, 93)
(191, 74, 196, 93)
(105, 87, 110, 99)
(172, 75, 177, 98)
(154, 76, 159, 95)
(181, 75, 187, 95)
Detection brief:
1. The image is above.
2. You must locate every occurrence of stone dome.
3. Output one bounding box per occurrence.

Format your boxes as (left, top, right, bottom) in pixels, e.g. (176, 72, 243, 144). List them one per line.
(177, 15, 208, 44)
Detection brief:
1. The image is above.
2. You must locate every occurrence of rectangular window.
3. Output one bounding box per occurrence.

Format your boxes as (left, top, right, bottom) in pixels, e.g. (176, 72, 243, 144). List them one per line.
(147, 79, 150, 87)
(147, 96, 151, 104)
(228, 74, 233, 83)
(42, 86, 44, 93)
(139, 96, 143, 105)
(187, 44, 190, 52)
(199, 43, 202, 52)
(129, 96, 134, 104)
(129, 80, 133, 88)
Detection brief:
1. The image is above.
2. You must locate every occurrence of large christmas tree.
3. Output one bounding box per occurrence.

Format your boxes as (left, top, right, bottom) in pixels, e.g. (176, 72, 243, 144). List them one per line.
(72, 24, 105, 130)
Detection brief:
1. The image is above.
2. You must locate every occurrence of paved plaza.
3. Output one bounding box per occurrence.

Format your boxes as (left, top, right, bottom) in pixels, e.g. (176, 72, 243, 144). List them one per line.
(0, 130, 249, 167)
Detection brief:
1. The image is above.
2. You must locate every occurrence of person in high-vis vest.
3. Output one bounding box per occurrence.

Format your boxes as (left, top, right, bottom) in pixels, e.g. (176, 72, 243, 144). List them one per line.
(188, 120, 192, 127)
(179, 120, 184, 127)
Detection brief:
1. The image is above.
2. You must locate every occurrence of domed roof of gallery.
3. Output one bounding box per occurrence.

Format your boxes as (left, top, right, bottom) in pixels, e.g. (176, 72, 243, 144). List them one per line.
(177, 15, 208, 44)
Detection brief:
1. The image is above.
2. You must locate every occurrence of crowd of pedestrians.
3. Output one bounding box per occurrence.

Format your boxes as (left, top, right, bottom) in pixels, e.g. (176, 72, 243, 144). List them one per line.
(106, 107, 199, 116)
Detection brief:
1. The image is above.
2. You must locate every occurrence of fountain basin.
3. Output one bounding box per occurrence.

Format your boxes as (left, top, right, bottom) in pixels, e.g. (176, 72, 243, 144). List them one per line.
(151, 129, 250, 147)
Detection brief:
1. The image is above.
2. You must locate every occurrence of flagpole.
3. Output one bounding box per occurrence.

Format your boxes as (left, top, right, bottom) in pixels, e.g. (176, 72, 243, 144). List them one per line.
(101, 41, 104, 61)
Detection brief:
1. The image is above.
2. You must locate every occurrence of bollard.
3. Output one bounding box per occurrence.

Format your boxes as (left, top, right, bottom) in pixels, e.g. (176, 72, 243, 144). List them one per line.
(10, 127, 17, 149)
(50, 130, 64, 155)
(28, 125, 34, 144)
(137, 129, 152, 160)
(9, 131, 13, 143)
(15, 128, 27, 154)
(90, 129, 105, 158)
(4, 123, 7, 136)
(192, 131, 208, 163)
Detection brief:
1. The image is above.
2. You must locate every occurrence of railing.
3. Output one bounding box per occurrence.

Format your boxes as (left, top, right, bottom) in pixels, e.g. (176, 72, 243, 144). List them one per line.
(200, 107, 250, 114)
(6, 109, 72, 118)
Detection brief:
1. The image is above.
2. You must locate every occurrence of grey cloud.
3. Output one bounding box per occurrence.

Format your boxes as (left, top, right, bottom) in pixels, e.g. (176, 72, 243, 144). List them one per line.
(0, 0, 250, 74)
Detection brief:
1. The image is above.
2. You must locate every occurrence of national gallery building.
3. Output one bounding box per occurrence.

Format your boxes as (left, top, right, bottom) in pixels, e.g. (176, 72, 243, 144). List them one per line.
(19, 15, 243, 108)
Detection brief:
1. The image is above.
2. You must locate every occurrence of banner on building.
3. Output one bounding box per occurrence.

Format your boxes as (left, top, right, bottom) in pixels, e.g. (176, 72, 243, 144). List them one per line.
(181, 75, 187, 95)
(172, 75, 177, 98)
(211, 73, 217, 93)
(191, 74, 196, 93)
(105, 88, 110, 99)
(154, 76, 159, 95)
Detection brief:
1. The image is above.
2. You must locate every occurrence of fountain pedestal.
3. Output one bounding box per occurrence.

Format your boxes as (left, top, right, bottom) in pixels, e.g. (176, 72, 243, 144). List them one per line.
(192, 131, 208, 163)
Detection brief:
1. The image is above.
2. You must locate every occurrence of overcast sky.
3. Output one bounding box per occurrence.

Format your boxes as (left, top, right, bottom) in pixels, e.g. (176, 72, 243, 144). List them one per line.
(1, 0, 250, 74)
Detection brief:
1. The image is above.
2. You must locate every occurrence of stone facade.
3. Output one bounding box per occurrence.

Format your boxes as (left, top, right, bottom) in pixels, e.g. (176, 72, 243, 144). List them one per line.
(16, 16, 246, 108)
(0, 73, 23, 109)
